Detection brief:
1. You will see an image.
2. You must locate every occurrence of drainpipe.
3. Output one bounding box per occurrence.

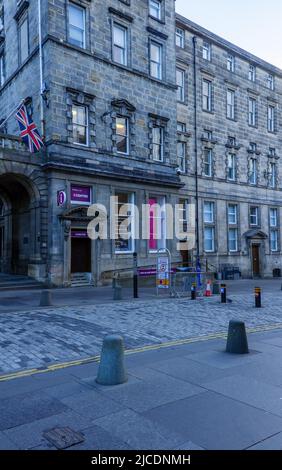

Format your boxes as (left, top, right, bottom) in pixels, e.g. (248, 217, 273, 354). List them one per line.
(193, 36, 200, 267)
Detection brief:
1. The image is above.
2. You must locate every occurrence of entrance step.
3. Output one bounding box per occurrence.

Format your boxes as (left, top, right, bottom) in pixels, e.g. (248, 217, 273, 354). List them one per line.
(0, 273, 43, 291)
(71, 273, 92, 287)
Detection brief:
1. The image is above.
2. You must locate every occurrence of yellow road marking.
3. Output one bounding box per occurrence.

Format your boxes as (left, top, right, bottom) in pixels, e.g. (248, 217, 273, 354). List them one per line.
(1, 322, 282, 382)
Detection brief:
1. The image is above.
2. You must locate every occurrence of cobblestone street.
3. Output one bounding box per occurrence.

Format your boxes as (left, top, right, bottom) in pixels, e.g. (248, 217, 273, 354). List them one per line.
(1, 291, 282, 374)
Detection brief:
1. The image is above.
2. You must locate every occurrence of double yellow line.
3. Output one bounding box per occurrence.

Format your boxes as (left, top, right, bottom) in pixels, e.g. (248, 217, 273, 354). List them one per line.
(1, 322, 282, 383)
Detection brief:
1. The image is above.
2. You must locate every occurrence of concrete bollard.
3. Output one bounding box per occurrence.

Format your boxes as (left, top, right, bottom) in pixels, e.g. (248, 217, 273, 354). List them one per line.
(96, 335, 127, 386)
(39, 289, 53, 307)
(226, 320, 249, 354)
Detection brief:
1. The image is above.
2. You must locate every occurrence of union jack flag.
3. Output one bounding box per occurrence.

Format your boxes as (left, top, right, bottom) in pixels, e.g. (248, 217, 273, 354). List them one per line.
(15, 104, 44, 153)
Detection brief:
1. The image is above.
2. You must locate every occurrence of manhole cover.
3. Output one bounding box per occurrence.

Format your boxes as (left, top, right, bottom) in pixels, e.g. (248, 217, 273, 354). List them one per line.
(43, 427, 85, 449)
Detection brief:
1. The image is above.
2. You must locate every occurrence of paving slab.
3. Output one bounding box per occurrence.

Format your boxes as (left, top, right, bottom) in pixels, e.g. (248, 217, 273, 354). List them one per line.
(248, 432, 282, 450)
(143, 391, 282, 450)
(61, 389, 125, 420)
(67, 425, 131, 450)
(186, 349, 261, 370)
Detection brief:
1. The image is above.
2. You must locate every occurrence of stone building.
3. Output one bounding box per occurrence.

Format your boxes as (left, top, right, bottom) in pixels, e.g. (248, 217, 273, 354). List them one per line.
(0, 0, 183, 286)
(0, 1, 282, 286)
(175, 14, 282, 278)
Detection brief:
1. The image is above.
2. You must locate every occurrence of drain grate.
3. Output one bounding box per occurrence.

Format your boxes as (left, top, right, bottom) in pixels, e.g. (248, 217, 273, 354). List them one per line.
(43, 427, 85, 449)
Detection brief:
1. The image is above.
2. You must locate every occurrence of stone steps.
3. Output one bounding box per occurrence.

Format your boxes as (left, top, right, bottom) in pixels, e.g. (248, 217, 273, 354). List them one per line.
(0, 274, 43, 291)
(71, 273, 92, 287)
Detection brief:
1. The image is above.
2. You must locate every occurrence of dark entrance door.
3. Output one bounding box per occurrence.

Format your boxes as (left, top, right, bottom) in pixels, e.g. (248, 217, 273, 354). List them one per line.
(71, 233, 91, 273)
(252, 244, 260, 277)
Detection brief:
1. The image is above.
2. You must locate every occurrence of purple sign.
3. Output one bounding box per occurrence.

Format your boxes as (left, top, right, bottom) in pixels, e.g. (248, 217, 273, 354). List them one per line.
(57, 190, 66, 206)
(71, 230, 89, 239)
(71, 185, 91, 205)
(138, 268, 177, 277)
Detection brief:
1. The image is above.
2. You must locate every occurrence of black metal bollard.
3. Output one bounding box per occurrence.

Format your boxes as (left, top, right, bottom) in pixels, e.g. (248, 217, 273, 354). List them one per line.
(133, 252, 138, 299)
(226, 320, 249, 354)
(254, 287, 262, 308)
(191, 282, 196, 300)
(220, 284, 227, 303)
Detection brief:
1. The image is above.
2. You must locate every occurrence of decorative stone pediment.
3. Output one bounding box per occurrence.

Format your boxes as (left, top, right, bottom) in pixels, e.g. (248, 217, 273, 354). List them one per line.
(60, 206, 92, 222)
(111, 99, 136, 113)
(244, 229, 268, 239)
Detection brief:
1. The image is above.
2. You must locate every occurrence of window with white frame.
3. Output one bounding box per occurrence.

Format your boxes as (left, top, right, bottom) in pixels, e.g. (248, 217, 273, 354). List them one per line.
(249, 64, 256, 82)
(177, 142, 186, 173)
(202, 79, 212, 111)
(203, 148, 213, 177)
(268, 105, 275, 133)
(152, 126, 164, 161)
(72, 104, 88, 145)
(175, 27, 185, 48)
(267, 73, 274, 90)
(68, 2, 85, 49)
(250, 206, 259, 226)
(114, 192, 135, 253)
(249, 158, 257, 185)
(150, 41, 162, 79)
(269, 162, 277, 188)
(227, 89, 235, 119)
(113, 24, 128, 66)
(227, 54, 235, 72)
(269, 147, 276, 157)
(202, 42, 211, 61)
(203, 129, 213, 140)
(116, 116, 129, 154)
(227, 153, 236, 181)
(269, 208, 279, 252)
(204, 202, 215, 252)
(178, 198, 188, 235)
(249, 142, 257, 153)
(177, 122, 186, 133)
(18, 15, 29, 64)
(176, 68, 185, 102)
(149, 0, 161, 20)
(228, 204, 238, 252)
(148, 196, 166, 251)
(248, 97, 257, 126)
(0, 52, 4, 87)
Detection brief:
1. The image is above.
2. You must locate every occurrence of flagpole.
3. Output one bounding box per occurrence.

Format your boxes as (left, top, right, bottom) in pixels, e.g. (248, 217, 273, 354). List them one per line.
(38, 0, 45, 138)
(0, 98, 25, 131)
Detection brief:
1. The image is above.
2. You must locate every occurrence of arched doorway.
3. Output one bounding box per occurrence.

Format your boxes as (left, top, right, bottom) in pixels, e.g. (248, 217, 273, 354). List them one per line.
(0, 174, 40, 275)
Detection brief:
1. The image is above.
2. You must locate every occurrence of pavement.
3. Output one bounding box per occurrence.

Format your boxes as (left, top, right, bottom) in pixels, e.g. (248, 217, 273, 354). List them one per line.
(1, 281, 282, 374)
(2, 328, 282, 450)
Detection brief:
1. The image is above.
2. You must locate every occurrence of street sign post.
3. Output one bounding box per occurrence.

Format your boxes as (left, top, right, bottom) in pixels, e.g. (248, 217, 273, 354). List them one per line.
(156, 248, 171, 296)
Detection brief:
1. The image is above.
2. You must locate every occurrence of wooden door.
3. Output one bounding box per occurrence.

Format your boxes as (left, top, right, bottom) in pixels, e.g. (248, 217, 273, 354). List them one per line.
(252, 245, 260, 276)
(71, 238, 91, 273)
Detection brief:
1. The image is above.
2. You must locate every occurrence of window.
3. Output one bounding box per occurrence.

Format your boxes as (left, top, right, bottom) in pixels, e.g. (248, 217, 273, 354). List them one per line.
(203, 42, 211, 61)
(227, 54, 235, 72)
(249, 64, 256, 82)
(19, 16, 29, 64)
(177, 142, 186, 173)
(149, 196, 166, 251)
(249, 158, 257, 185)
(249, 142, 257, 153)
(228, 204, 237, 225)
(0, 53, 4, 87)
(176, 27, 185, 48)
(68, 3, 85, 49)
(227, 136, 236, 147)
(248, 97, 257, 126)
(176, 68, 185, 102)
(113, 24, 127, 66)
(203, 129, 213, 140)
(203, 148, 213, 177)
(227, 89, 235, 119)
(228, 228, 238, 252)
(116, 117, 129, 154)
(267, 73, 274, 90)
(270, 209, 278, 252)
(204, 202, 215, 252)
(72, 104, 88, 145)
(202, 79, 212, 111)
(204, 202, 214, 223)
(177, 122, 186, 133)
(250, 207, 259, 226)
(149, 0, 161, 20)
(269, 147, 276, 157)
(152, 126, 164, 161)
(115, 192, 135, 253)
(268, 105, 275, 133)
(178, 198, 189, 236)
(270, 208, 278, 227)
(227, 153, 236, 181)
(269, 162, 277, 188)
(150, 41, 162, 80)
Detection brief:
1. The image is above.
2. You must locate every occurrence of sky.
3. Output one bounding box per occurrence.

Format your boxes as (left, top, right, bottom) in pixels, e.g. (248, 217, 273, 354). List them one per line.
(175, 0, 282, 69)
